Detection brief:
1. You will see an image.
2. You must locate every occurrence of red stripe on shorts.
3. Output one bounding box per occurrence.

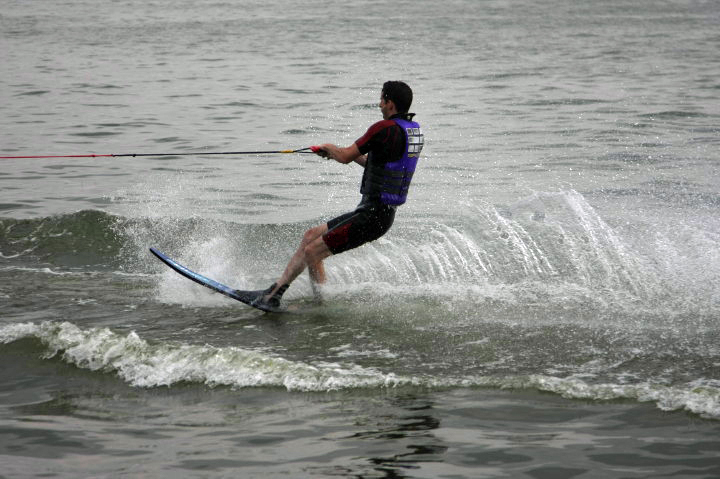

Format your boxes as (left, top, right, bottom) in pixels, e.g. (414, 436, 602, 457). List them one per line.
(323, 221, 353, 252)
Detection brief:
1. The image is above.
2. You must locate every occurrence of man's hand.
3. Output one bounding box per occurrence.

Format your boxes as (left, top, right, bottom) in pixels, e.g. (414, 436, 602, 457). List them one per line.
(311, 145, 331, 159)
(311, 143, 362, 164)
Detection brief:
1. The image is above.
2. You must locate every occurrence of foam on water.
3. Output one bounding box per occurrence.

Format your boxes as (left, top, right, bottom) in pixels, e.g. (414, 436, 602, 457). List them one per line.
(3, 187, 716, 319)
(94, 187, 719, 323)
(3, 321, 719, 418)
(322, 190, 717, 318)
(0, 321, 413, 391)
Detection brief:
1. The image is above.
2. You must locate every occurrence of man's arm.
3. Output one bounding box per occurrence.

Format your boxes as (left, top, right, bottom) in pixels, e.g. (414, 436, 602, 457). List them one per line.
(315, 143, 366, 166)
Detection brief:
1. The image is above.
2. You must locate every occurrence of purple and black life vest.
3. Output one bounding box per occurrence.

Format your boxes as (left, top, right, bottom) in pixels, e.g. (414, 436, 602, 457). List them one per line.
(360, 118, 424, 206)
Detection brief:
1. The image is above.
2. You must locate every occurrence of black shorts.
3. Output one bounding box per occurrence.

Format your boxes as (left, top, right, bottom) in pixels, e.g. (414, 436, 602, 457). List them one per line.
(322, 203, 396, 254)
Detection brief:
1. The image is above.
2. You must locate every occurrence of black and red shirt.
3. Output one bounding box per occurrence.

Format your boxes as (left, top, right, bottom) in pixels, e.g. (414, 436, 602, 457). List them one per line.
(355, 114, 408, 165)
(355, 113, 413, 203)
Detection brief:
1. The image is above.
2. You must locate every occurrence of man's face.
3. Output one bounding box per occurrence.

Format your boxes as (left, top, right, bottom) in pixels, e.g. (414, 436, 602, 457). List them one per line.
(379, 94, 395, 120)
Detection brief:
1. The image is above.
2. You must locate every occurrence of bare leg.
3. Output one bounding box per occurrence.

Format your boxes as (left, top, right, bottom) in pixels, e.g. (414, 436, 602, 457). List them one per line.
(309, 261, 326, 284)
(308, 260, 326, 301)
(266, 224, 332, 298)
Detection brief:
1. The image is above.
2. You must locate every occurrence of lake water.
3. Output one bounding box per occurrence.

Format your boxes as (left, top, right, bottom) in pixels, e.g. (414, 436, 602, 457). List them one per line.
(2, 0, 720, 477)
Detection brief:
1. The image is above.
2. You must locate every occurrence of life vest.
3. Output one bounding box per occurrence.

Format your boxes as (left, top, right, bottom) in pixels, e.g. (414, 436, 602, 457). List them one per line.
(360, 117, 424, 206)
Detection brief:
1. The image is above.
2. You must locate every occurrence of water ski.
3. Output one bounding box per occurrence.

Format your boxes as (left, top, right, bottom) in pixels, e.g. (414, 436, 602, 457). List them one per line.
(149, 247, 285, 313)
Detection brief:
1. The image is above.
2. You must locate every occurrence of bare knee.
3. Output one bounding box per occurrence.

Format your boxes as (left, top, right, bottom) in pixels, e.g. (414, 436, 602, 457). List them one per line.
(301, 229, 316, 246)
(301, 225, 326, 247)
(302, 243, 318, 264)
(303, 237, 332, 265)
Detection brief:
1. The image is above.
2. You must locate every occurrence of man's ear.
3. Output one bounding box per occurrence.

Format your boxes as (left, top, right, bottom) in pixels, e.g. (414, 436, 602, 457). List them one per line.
(387, 99, 398, 114)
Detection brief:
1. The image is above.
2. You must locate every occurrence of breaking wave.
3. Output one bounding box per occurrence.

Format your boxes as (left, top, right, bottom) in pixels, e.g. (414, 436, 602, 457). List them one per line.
(2, 321, 719, 419)
(2, 189, 718, 317)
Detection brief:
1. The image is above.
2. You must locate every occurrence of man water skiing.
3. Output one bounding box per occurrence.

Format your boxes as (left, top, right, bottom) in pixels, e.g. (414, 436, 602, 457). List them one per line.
(253, 81, 424, 310)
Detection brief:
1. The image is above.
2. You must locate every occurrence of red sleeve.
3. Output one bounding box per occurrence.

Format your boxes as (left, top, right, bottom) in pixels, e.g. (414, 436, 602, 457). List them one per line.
(355, 120, 396, 154)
